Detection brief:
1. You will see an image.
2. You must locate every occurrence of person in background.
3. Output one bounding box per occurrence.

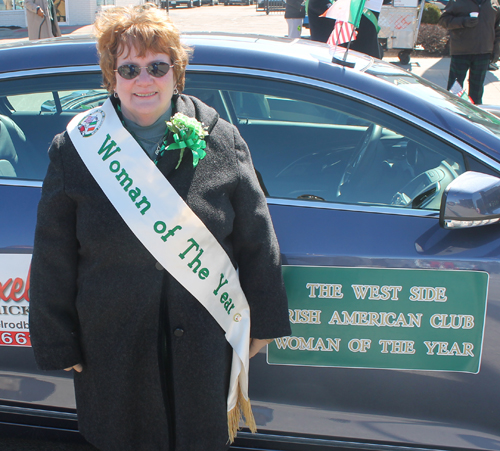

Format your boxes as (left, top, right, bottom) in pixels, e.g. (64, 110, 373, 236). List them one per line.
(3, 0, 13, 10)
(29, 4, 291, 451)
(285, 0, 306, 39)
(25, 0, 61, 40)
(439, 0, 500, 104)
(349, 13, 381, 58)
(350, 0, 383, 59)
(308, 0, 381, 58)
(308, 0, 334, 42)
(53, 0, 66, 22)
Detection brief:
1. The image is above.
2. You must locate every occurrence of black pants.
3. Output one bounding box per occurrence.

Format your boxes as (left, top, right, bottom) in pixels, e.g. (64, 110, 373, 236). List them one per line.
(447, 54, 490, 105)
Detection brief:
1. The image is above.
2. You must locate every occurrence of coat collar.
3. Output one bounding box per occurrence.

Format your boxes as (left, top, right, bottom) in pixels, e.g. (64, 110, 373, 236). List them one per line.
(111, 93, 219, 176)
(173, 94, 220, 134)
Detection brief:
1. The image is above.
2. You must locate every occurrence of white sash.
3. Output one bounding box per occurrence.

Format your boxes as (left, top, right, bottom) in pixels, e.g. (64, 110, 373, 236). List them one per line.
(67, 99, 255, 440)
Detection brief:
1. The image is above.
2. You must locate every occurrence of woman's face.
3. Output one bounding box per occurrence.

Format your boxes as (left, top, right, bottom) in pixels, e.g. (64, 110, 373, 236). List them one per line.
(115, 46, 175, 127)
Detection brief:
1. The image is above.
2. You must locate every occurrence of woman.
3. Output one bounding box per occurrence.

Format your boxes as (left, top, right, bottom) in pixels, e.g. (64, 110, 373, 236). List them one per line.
(29, 4, 291, 451)
(25, 0, 61, 40)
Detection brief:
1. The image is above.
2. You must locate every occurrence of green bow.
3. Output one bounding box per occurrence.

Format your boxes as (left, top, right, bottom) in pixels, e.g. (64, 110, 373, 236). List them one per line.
(164, 113, 209, 169)
(166, 128, 207, 169)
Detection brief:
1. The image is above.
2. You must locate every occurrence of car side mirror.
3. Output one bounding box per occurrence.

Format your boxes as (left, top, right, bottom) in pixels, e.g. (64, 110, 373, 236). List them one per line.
(440, 171, 500, 229)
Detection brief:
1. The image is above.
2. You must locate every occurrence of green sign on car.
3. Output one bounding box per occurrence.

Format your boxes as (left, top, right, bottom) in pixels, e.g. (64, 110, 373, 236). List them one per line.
(268, 266, 488, 373)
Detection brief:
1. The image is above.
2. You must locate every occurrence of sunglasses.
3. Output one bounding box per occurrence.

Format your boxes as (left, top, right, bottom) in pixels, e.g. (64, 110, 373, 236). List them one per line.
(115, 62, 174, 80)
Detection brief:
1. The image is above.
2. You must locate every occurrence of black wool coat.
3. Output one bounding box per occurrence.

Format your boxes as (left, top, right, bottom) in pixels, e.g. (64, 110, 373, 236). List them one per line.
(439, 0, 500, 56)
(29, 95, 291, 451)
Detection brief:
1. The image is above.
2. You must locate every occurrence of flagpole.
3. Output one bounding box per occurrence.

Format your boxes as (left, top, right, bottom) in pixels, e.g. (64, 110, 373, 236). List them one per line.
(332, 22, 356, 68)
(342, 23, 357, 62)
(324, 0, 365, 68)
(333, 21, 342, 56)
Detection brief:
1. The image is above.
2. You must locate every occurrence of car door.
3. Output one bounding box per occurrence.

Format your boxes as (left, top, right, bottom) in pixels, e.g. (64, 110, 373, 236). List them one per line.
(184, 70, 500, 451)
(0, 69, 106, 418)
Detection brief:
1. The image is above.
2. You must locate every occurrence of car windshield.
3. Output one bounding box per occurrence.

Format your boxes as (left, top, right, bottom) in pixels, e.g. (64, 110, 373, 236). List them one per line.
(366, 61, 500, 138)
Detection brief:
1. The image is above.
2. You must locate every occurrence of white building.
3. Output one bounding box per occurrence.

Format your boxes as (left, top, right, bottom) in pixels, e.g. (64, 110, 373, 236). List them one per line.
(0, 0, 147, 29)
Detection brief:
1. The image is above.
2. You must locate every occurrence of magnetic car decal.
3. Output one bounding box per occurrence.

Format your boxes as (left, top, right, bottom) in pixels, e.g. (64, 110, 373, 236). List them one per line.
(268, 266, 488, 373)
(0, 254, 31, 347)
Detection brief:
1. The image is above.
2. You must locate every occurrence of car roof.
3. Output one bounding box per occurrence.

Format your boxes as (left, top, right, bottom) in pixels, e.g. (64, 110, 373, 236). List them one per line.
(0, 32, 374, 74)
(1, 33, 499, 161)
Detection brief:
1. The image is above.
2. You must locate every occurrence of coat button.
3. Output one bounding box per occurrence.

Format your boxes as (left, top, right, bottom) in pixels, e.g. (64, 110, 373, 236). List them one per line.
(173, 328, 184, 337)
(155, 262, 164, 271)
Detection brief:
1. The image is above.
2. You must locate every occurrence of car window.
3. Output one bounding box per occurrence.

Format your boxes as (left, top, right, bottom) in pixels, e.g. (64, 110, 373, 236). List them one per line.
(4, 87, 108, 115)
(185, 73, 469, 211)
(0, 70, 477, 212)
(0, 73, 106, 181)
(366, 61, 500, 138)
(6, 89, 108, 113)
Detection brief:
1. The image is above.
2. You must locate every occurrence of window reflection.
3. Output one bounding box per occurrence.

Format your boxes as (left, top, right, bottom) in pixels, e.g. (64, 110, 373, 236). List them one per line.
(0, 0, 24, 10)
(184, 74, 468, 210)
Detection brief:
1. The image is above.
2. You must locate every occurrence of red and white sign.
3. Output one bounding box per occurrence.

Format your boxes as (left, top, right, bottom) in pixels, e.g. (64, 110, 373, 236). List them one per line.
(0, 254, 31, 347)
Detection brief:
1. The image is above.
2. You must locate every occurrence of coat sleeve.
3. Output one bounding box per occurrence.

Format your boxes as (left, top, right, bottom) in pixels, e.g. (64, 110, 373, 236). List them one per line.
(230, 128, 291, 340)
(438, 2, 468, 30)
(29, 134, 83, 371)
(494, 5, 500, 56)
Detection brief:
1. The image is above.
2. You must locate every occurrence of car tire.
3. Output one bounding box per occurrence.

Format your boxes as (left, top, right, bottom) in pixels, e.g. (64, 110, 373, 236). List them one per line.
(187, 0, 193, 7)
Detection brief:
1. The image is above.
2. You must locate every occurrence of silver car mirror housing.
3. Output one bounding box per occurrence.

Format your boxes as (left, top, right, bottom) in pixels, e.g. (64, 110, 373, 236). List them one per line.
(440, 171, 500, 229)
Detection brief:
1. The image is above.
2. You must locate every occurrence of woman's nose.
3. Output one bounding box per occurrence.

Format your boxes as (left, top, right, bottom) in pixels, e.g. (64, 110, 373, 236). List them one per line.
(136, 67, 153, 83)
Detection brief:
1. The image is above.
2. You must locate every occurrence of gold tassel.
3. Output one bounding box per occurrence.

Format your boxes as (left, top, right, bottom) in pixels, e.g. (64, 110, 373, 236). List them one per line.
(227, 383, 257, 443)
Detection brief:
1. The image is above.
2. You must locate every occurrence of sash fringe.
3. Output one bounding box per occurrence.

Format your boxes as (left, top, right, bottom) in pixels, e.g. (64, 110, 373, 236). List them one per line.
(228, 384, 257, 443)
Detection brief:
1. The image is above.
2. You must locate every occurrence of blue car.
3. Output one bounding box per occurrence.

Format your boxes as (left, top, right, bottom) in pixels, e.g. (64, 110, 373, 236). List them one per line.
(1, 34, 500, 451)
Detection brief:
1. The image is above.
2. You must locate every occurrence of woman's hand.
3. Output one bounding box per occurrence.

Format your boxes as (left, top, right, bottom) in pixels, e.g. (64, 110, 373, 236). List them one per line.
(249, 338, 274, 359)
(64, 364, 83, 373)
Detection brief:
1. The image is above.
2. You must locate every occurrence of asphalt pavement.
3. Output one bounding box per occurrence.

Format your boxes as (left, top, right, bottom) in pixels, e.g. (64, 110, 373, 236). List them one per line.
(1, 4, 499, 106)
